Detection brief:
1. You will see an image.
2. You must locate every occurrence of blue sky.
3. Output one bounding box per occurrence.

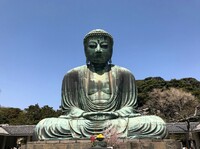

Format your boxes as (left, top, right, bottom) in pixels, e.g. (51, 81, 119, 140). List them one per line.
(0, 0, 200, 110)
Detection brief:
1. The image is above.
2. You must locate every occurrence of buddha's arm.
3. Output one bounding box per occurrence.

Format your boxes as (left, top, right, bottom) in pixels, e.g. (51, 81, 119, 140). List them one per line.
(115, 70, 140, 117)
(116, 107, 140, 117)
(60, 70, 86, 118)
(60, 107, 85, 118)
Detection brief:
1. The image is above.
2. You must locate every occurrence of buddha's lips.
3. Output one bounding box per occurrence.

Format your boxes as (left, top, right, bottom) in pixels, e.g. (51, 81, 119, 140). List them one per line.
(94, 54, 102, 58)
(94, 52, 102, 55)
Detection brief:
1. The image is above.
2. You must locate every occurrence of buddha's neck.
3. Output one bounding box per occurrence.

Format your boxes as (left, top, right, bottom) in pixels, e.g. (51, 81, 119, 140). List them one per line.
(89, 63, 110, 74)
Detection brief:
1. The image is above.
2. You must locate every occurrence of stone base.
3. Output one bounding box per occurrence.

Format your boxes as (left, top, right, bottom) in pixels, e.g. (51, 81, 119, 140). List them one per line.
(21, 139, 181, 149)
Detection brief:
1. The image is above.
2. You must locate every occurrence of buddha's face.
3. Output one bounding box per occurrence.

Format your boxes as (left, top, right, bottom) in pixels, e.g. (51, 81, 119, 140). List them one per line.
(84, 36, 113, 64)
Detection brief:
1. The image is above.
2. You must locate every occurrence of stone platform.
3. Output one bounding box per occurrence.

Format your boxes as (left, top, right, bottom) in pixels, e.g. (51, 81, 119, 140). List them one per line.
(21, 139, 181, 149)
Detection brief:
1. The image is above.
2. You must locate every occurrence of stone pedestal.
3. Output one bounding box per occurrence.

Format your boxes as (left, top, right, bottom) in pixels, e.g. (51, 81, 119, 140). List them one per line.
(21, 139, 181, 149)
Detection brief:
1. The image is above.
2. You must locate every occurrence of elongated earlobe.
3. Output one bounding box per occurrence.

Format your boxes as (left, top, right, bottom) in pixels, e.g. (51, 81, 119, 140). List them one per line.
(109, 59, 112, 64)
(86, 59, 90, 66)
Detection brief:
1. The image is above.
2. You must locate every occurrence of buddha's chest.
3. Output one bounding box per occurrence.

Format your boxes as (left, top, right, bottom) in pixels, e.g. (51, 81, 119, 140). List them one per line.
(87, 72, 111, 97)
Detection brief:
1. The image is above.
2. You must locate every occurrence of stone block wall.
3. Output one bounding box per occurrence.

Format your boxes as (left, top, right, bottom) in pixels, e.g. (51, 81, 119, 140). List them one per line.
(21, 139, 181, 149)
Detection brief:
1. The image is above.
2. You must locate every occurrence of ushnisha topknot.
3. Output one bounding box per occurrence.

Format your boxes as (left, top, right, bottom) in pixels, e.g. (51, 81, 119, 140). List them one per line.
(83, 29, 114, 46)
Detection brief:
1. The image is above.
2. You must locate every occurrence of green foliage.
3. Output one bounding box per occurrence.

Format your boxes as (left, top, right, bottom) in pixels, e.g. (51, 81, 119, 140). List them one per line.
(136, 77, 166, 106)
(23, 104, 62, 124)
(0, 107, 22, 124)
(24, 104, 42, 124)
(0, 104, 61, 125)
(40, 105, 59, 119)
(136, 77, 200, 107)
(168, 78, 200, 99)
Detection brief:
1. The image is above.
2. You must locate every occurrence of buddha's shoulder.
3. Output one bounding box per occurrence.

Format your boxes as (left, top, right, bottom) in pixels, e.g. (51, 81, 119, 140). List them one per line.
(112, 65, 132, 74)
(65, 65, 87, 74)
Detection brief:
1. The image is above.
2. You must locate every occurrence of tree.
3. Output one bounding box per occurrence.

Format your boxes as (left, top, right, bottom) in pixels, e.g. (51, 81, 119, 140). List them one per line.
(24, 104, 42, 124)
(136, 77, 166, 107)
(40, 105, 58, 119)
(145, 88, 199, 121)
(23, 104, 60, 124)
(167, 78, 200, 100)
(0, 104, 62, 125)
(0, 108, 9, 124)
(0, 107, 22, 124)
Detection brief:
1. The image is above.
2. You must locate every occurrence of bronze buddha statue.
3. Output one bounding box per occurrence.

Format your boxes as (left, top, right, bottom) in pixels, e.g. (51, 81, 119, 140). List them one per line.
(34, 29, 167, 140)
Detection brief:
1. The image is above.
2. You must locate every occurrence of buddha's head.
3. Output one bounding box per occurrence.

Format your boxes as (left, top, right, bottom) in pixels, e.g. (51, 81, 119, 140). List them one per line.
(84, 29, 114, 65)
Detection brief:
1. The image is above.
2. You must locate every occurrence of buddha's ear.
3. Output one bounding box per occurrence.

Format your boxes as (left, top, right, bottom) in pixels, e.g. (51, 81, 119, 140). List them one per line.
(86, 58, 90, 65)
(109, 59, 112, 64)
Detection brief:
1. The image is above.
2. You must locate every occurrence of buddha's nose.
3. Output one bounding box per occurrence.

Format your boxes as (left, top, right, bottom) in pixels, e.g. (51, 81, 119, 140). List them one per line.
(95, 44, 102, 53)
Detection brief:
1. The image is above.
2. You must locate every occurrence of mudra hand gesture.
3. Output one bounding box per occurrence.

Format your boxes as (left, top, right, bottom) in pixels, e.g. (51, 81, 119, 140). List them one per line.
(82, 111, 119, 121)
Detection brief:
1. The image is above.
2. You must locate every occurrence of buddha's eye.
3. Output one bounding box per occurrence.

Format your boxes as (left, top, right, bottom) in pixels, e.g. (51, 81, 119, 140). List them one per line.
(88, 43, 97, 49)
(100, 43, 108, 49)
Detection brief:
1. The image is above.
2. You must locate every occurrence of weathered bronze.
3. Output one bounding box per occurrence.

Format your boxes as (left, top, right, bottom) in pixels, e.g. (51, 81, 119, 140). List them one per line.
(34, 29, 168, 140)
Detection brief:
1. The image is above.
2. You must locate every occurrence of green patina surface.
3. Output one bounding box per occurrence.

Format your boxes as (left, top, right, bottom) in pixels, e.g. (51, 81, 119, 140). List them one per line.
(34, 29, 168, 140)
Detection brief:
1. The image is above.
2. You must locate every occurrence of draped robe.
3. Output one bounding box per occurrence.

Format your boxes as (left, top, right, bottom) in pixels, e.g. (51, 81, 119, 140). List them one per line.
(34, 65, 167, 140)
